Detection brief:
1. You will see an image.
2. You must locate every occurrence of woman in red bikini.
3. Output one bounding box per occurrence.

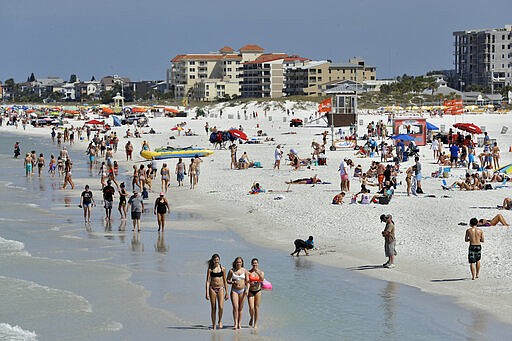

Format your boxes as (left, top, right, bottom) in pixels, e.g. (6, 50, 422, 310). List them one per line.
(247, 258, 265, 329)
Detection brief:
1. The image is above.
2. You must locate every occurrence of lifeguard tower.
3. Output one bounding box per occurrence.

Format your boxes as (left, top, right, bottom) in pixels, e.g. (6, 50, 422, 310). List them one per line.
(113, 92, 124, 114)
(323, 81, 359, 127)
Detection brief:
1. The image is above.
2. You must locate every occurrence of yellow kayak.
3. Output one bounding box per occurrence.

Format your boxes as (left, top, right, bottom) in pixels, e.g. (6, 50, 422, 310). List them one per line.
(140, 146, 214, 160)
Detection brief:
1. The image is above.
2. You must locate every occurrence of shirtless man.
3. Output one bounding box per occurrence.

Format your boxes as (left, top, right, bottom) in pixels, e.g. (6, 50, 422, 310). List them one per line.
(465, 218, 484, 280)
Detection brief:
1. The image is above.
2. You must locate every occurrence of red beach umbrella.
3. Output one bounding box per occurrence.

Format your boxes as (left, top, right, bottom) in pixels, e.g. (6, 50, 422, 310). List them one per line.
(453, 123, 482, 135)
(86, 119, 104, 125)
(229, 129, 248, 140)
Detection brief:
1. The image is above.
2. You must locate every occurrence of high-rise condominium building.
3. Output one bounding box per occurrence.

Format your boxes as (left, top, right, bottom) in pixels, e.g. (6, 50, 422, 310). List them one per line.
(454, 24, 512, 91)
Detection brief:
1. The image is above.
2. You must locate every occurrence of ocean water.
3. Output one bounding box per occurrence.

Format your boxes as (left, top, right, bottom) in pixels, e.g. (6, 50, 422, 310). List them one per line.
(1, 131, 512, 341)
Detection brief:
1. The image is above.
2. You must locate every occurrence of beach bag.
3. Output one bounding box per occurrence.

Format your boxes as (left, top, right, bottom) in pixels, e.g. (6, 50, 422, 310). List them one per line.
(261, 279, 273, 291)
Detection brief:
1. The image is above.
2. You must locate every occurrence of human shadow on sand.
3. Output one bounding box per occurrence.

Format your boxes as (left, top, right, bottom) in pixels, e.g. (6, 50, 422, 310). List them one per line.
(348, 265, 385, 271)
(430, 278, 468, 282)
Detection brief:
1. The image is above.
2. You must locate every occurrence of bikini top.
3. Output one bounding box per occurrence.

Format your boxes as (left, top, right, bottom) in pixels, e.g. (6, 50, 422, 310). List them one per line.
(249, 272, 260, 283)
(210, 269, 224, 277)
(232, 272, 245, 281)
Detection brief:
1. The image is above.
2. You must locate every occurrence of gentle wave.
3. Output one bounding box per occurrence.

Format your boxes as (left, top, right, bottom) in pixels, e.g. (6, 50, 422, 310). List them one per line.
(0, 237, 30, 257)
(0, 323, 37, 341)
(4, 182, 27, 191)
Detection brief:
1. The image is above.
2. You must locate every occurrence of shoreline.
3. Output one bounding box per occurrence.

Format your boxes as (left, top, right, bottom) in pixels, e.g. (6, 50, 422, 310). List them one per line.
(2, 107, 512, 328)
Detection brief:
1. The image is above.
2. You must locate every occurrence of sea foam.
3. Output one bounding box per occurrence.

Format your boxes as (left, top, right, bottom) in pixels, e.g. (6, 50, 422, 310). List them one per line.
(0, 323, 37, 341)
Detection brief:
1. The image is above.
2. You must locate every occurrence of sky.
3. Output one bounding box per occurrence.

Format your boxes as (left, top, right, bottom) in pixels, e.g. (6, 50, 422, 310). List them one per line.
(1, 0, 511, 83)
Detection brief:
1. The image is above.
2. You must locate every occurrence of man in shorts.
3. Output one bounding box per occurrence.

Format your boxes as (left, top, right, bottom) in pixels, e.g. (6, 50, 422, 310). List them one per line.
(79, 185, 95, 223)
(102, 180, 115, 221)
(128, 190, 144, 232)
(381, 214, 397, 268)
(449, 143, 460, 168)
(465, 217, 484, 280)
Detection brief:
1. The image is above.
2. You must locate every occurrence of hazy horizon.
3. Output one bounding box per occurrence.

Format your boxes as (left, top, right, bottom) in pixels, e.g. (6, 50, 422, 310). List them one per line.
(1, 0, 511, 83)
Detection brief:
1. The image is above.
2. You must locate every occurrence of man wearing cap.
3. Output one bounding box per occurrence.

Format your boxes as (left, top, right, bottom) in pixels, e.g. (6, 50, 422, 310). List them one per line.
(128, 190, 144, 232)
(102, 180, 115, 221)
(381, 214, 397, 268)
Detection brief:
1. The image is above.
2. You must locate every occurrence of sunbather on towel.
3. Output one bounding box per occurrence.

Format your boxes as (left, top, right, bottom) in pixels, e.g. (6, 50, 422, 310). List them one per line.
(286, 175, 321, 185)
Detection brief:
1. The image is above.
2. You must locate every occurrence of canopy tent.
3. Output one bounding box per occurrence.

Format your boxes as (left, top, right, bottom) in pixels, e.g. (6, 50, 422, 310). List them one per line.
(426, 122, 439, 131)
(389, 134, 415, 142)
(453, 123, 482, 135)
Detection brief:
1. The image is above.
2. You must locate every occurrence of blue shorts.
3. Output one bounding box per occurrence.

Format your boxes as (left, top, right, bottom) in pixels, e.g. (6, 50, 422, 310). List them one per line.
(415, 173, 422, 181)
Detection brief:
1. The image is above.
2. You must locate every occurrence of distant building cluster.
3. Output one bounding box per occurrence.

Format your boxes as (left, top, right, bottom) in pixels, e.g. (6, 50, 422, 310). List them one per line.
(0, 75, 167, 103)
(454, 24, 512, 91)
(168, 44, 377, 101)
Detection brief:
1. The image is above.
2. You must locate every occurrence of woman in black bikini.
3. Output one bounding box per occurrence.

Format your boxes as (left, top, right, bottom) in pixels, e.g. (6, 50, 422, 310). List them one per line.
(118, 182, 128, 220)
(205, 254, 228, 329)
(153, 192, 170, 232)
(247, 258, 264, 329)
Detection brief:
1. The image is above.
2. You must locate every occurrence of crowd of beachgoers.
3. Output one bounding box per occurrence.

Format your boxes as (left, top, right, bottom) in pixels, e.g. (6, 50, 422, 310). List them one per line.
(2, 100, 512, 328)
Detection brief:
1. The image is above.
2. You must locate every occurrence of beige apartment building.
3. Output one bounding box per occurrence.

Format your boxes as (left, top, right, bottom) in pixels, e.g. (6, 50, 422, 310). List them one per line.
(170, 45, 268, 100)
(285, 58, 376, 97)
(170, 45, 376, 100)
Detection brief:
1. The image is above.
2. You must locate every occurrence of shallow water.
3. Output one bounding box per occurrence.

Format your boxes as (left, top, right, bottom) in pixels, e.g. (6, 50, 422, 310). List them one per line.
(1, 131, 512, 340)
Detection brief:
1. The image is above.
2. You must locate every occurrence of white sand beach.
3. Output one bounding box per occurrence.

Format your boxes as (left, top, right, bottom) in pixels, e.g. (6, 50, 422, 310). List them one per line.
(3, 101, 512, 326)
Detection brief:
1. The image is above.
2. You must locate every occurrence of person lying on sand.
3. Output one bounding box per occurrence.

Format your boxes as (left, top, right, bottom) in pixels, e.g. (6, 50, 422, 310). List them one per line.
(477, 214, 509, 227)
(286, 175, 321, 185)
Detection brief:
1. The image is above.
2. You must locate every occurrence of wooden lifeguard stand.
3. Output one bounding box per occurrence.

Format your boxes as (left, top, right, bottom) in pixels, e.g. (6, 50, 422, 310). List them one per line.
(323, 81, 359, 127)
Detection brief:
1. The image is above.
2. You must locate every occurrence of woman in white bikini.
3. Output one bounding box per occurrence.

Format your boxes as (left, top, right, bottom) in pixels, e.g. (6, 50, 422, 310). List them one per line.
(205, 254, 228, 329)
(227, 257, 249, 329)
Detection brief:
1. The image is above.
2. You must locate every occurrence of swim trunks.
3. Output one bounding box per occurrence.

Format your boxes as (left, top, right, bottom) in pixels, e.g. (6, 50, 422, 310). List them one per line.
(468, 245, 481, 263)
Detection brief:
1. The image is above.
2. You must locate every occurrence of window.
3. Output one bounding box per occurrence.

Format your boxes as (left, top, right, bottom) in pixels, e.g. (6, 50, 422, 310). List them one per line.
(227, 68, 232, 72)
(317, 69, 322, 74)
(189, 61, 195, 65)
(227, 61, 232, 65)
(189, 75, 195, 79)
(189, 68, 195, 72)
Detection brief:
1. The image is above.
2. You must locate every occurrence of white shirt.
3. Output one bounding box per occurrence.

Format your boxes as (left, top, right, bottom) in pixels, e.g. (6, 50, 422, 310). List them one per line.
(339, 161, 347, 175)
(274, 148, 282, 161)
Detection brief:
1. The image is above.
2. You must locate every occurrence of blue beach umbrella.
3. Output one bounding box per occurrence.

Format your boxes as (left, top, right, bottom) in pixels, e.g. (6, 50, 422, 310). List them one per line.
(426, 121, 439, 131)
(389, 134, 415, 141)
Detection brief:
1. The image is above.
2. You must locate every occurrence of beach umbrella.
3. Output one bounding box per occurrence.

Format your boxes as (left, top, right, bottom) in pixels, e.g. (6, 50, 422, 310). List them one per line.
(85, 119, 104, 125)
(228, 129, 248, 141)
(426, 122, 439, 131)
(453, 123, 482, 135)
(496, 164, 512, 175)
(389, 134, 415, 141)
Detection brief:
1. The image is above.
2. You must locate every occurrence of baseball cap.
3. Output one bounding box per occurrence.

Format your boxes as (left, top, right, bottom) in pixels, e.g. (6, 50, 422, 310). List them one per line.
(159, 192, 165, 196)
